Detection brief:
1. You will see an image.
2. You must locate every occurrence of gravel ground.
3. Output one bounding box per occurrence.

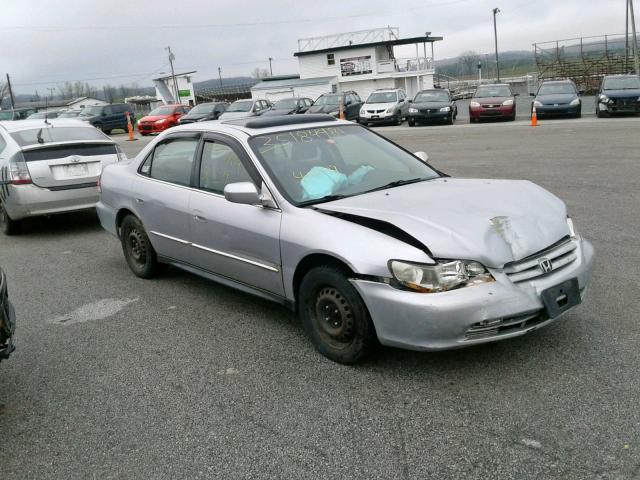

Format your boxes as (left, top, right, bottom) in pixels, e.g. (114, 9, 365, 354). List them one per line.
(1, 116, 639, 479)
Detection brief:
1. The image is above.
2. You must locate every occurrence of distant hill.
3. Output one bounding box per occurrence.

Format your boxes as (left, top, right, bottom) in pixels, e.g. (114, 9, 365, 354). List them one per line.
(194, 76, 258, 91)
(436, 50, 535, 78)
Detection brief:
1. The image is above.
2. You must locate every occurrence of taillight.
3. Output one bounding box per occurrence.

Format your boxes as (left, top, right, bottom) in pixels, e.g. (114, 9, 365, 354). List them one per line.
(9, 152, 32, 185)
(115, 144, 127, 162)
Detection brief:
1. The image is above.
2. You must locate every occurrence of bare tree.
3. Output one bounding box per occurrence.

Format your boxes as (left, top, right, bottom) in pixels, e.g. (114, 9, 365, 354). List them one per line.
(251, 68, 270, 79)
(458, 51, 481, 76)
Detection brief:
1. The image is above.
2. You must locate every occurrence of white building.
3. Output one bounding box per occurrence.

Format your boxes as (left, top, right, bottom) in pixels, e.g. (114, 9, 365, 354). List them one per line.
(251, 27, 441, 101)
(66, 97, 108, 109)
(153, 71, 196, 106)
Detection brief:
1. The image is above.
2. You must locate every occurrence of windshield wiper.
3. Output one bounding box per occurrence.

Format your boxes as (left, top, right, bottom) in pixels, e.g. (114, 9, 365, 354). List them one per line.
(298, 194, 350, 207)
(36, 128, 45, 144)
(363, 177, 429, 194)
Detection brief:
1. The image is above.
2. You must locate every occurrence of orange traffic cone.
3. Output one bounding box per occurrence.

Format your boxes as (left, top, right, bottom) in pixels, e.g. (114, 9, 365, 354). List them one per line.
(531, 105, 538, 127)
(126, 112, 137, 141)
(339, 104, 345, 120)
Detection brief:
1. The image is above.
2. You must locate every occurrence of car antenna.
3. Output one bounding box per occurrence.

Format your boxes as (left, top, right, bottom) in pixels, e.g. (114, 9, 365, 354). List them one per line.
(44, 95, 51, 125)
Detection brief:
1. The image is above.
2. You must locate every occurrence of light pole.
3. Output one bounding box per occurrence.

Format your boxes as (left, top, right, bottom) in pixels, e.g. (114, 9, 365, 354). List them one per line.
(493, 7, 501, 82)
(166, 46, 179, 104)
(268, 57, 273, 76)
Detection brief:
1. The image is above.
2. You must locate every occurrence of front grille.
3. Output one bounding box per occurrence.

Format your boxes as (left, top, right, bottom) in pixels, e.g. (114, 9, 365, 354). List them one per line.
(503, 237, 577, 283)
(464, 311, 546, 340)
(613, 97, 638, 107)
(482, 104, 500, 108)
(366, 109, 385, 114)
(420, 108, 439, 114)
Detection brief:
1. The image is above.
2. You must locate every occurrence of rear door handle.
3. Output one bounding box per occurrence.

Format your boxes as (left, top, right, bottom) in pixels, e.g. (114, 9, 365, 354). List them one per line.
(194, 214, 207, 222)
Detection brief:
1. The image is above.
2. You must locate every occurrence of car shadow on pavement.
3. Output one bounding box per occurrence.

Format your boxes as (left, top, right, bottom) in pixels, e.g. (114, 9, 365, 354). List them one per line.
(16, 210, 103, 237)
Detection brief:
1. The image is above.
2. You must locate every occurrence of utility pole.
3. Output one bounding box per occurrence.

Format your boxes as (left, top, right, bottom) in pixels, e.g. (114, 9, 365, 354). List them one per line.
(493, 8, 501, 82)
(47, 87, 55, 100)
(630, 0, 640, 76)
(627, 0, 630, 72)
(268, 57, 273, 76)
(5, 74, 16, 110)
(166, 46, 179, 104)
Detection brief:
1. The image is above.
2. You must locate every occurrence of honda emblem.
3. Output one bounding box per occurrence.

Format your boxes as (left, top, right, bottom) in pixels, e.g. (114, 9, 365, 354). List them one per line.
(539, 258, 553, 273)
(70, 155, 81, 163)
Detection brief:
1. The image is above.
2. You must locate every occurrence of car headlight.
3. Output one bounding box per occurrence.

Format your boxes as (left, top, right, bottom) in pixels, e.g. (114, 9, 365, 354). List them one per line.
(439, 106, 451, 112)
(502, 99, 514, 106)
(154, 119, 166, 124)
(470, 101, 480, 107)
(360, 109, 365, 115)
(570, 98, 580, 106)
(567, 217, 578, 240)
(386, 107, 395, 114)
(533, 100, 543, 107)
(409, 107, 418, 113)
(389, 259, 495, 293)
(599, 94, 610, 103)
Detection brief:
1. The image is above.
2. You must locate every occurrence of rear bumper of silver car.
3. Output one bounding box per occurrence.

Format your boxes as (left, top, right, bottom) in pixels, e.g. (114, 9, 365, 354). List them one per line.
(352, 238, 595, 351)
(3, 183, 99, 220)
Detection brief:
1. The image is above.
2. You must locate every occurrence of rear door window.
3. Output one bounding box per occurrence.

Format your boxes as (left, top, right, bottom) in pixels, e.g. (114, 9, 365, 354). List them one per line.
(148, 137, 199, 186)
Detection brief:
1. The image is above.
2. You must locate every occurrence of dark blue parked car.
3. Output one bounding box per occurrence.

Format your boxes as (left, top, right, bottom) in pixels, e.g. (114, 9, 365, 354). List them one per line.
(596, 74, 640, 117)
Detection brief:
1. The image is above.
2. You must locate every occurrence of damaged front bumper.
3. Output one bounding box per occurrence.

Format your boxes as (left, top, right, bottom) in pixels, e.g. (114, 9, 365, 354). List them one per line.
(352, 238, 595, 351)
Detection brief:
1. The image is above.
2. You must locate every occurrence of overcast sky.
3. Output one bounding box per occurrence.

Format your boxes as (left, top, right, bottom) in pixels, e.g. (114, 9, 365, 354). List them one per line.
(0, 0, 630, 94)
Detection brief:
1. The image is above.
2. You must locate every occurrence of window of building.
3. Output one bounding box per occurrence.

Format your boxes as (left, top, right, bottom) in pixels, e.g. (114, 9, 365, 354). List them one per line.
(327, 54, 335, 66)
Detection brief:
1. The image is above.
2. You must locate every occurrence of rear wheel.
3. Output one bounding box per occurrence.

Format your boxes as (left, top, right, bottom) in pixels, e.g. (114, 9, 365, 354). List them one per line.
(0, 200, 20, 236)
(298, 265, 377, 364)
(394, 115, 402, 126)
(408, 118, 415, 127)
(120, 215, 165, 279)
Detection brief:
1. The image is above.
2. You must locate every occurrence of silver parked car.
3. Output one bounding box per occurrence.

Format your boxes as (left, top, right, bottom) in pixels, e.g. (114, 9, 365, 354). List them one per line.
(218, 99, 271, 121)
(0, 119, 126, 235)
(97, 115, 595, 364)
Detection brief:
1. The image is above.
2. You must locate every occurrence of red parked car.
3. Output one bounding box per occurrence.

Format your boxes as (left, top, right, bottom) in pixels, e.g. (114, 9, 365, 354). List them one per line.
(469, 84, 518, 122)
(137, 104, 189, 135)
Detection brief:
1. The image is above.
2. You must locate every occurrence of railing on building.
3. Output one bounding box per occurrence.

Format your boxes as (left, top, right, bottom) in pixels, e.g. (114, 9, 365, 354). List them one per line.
(377, 57, 434, 74)
(298, 27, 400, 53)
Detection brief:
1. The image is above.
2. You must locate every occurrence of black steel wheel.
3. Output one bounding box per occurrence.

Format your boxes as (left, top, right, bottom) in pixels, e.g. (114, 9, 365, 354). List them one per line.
(120, 215, 165, 278)
(0, 200, 20, 236)
(299, 265, 376, 364)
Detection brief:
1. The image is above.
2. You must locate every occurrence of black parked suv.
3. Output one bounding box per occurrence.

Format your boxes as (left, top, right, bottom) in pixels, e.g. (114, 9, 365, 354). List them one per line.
(596, 75, 640, 117)
(0, 268, 16, 362)
(307, 91, 363, 121)
(78, 103, 135, 134)
(178, 102, 229, 124)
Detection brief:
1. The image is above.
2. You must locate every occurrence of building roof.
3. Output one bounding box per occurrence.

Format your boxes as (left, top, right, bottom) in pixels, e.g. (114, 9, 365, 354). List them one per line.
(251, 76, 337, 90)
(66, 96, 105, 105)
(294, 35, 443, 57)
(153, 71, 197, 81)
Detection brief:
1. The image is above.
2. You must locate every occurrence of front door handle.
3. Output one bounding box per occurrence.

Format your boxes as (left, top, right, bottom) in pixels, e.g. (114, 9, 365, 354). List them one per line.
(135, 197, 144, 203)
(194, 214, 207, 222)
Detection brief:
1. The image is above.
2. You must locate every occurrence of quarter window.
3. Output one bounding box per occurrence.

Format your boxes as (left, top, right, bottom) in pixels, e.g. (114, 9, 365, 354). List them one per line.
(199, 141, 253, 194)
(148, 137, 199, 186)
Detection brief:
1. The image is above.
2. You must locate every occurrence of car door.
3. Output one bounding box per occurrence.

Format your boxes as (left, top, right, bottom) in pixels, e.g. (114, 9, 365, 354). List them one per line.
(133, 132, 201, 264)
(189, 133, 284, 295)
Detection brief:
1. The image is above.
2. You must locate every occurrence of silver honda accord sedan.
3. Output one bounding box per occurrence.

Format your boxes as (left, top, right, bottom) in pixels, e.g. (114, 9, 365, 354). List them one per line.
(97, 114, 595, 364)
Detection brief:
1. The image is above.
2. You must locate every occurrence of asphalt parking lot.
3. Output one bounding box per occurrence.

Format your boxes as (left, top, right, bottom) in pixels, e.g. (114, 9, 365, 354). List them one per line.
(1, 116, 640, 479)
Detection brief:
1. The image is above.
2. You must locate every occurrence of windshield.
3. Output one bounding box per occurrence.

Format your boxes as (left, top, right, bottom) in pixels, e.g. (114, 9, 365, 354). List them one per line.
(80, 106, 102, 116)
(366, 92, 398, 103)
(313, 95, 341, 106)
(227, 101, 253, 112)
(10, 126, 110, 147)
(603, 76, 640, 90)
(414, 91, 449, 102)
(538, 83, 576, 95)
(249, 125, 440, 205)
(474, 85, 512, 97)
(273, 99, 298, 109)
(149, 106, 175, 116)
(190, 104, 216, 114)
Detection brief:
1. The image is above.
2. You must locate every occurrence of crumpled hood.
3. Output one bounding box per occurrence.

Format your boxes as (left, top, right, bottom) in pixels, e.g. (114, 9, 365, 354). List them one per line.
(139, 115, 170, 123)
(307, 104, 338, 114)
(219, 111, 253, 120)
(536, 93, 577, 105)
(318, 178, 569, 268)
(602, 88, 640, 98)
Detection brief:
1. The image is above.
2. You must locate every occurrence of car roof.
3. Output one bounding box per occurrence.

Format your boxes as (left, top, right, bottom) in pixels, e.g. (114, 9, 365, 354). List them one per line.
(0, 118, 95, 133)
(168, 114, 351, 137)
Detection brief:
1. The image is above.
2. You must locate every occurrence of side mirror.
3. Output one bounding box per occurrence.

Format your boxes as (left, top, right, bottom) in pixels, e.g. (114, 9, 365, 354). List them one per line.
(578, 90, 585, 95)
(529, 93, 535, 97)
(408, 99, 413, 103)
(514, 93, 520, 97)
(413, 151, 429, 163)
(224, 182, 261, 205)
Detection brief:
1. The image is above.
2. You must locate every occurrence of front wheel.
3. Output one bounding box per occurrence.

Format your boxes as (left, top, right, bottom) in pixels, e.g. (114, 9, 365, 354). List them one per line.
(120, 215, 166, 279)
(298, 266, 377, 364)
(0, 201, 21, 235)
(408, 118, 415, 127)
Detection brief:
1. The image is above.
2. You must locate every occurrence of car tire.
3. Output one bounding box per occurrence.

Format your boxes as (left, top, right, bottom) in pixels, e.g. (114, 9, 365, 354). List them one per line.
(94, 123, 104, 132)
(447, 114, 454, 125)
(120, 215, 166, 279)
(395, 115, 402, 126)
(408, 118, 415, 127)
(103, 129, 112, 135)
(298, 265, 377, 364)
(0, 201, 21, 236)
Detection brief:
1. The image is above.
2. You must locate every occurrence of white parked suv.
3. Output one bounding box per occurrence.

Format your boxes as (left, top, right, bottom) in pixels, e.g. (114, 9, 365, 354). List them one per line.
(359, 89, 409, 126)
